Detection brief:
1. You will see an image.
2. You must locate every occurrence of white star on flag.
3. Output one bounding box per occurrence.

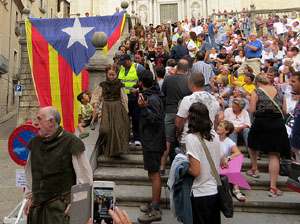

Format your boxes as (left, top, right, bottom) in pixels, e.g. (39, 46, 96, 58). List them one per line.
(62, 18, 94, 49)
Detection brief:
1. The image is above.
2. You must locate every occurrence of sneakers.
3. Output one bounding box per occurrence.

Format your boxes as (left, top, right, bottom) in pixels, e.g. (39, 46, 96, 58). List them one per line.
(140, 204, 151, 213)
(138, 207, 161, 223)
(79, 132, 89, 139)
(140, 204, 162, 214)
(134, 140, 141, 146)
(90, 123, 95, 130)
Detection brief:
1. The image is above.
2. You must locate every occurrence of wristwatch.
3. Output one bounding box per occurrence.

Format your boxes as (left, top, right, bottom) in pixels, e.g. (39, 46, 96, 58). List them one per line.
(227, 156, 232, 162)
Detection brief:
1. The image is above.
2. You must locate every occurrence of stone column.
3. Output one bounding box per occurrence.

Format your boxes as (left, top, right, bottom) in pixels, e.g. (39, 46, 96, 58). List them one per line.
(18, 8, 41, 126)
(131, 10, 136, 26)
(186, 0, 190, 21)
(249, 4, 256, 33)
(202, 0, 206, 17)
(121, 1, 131, 36)
(85, 32, 109, 92)
(212, 9, 216, 20)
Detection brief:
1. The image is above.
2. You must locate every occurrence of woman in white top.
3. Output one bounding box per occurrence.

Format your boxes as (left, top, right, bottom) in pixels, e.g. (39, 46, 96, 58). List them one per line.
(235, 50, 246, 64)
(186, 102, 222, 224)
(217, 120, 245, 201)
(209, 46, 218, 60)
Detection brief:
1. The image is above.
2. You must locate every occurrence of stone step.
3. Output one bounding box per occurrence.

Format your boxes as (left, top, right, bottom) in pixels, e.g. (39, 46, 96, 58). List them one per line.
(94, 167, 291, 191)
(97, 154, 270, 172)
(129, 145, 143, 154)
(118, 206, 300, 224)
(114, 185, 300, 215)
(98, 154, 170, 169)
(129, 145, 270, 159)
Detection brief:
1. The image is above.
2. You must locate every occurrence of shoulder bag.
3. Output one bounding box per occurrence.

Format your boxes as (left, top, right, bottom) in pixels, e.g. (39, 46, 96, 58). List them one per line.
(259, 87, 284, 119)
(196, 134, 234, 218)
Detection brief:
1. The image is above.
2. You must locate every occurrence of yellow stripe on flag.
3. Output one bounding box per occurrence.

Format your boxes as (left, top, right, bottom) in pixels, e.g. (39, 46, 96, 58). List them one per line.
(103, 45, 108, 55)
(120, 13, 126, 33)
(26, 18, 33, 68)
(73, 72, 82, 131)
(48, 44, 63, 126)
(103, 13, 126, 56)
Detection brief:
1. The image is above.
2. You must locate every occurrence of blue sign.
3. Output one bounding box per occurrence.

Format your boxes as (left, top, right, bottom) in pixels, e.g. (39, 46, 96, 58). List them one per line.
(14, 84, 23, 96)
(8, 125, 38, 166)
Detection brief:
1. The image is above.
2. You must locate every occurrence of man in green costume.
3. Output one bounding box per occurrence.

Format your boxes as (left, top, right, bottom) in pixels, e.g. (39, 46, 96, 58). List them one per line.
(23, 106, 93, 224)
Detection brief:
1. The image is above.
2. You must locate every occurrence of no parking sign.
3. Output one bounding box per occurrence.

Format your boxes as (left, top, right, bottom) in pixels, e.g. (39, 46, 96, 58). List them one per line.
(8, 125, 38, 166)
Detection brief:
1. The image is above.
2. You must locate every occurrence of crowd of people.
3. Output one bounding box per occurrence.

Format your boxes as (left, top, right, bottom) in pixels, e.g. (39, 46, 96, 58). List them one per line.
(23, 11, 300, 224)
(101, 12, 299, 223)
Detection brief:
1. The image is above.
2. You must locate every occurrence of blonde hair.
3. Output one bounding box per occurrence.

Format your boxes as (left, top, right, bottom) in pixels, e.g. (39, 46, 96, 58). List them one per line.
(220, 75, 229, 87)
(254, 73, 269, 85)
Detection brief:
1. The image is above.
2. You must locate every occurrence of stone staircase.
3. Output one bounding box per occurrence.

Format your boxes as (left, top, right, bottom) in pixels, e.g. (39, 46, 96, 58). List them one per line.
(94, 144, 300, 216)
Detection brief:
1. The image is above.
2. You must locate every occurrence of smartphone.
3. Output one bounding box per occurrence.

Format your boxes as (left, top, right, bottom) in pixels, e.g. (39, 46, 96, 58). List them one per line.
(92, 181, 115, 224)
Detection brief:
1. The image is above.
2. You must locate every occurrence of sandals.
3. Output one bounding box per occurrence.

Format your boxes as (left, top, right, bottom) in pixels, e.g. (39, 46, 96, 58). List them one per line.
(268, 187, 283, 197)
(246, 168, 260, 178)
(232, 190, 246, 202)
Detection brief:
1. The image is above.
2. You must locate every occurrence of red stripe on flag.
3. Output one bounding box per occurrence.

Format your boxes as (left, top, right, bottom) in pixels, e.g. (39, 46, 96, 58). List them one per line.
(81, 69, 89, 91)
(107, 17, 125, 50)
(58, 54, 75, 132)
(31, 25, 52, 107)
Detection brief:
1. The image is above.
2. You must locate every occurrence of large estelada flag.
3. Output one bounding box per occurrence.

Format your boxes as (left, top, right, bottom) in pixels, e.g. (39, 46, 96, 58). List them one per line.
(25, 12, 126, 133)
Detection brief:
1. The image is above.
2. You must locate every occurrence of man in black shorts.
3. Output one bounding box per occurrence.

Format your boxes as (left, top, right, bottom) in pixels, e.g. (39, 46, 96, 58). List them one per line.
(137, 70, 166, 223)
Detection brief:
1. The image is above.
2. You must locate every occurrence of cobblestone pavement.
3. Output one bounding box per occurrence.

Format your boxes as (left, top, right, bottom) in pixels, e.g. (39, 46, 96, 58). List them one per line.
(0, 116, 24, 222)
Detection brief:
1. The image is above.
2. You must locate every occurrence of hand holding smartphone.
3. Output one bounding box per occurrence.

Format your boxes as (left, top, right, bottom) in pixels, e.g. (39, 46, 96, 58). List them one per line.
(92, 181, 115, 224)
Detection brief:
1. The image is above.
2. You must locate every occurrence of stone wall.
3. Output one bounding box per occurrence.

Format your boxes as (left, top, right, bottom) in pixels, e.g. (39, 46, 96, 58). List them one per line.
(0, 74, 15, 118)
(17, 21, 40, 126)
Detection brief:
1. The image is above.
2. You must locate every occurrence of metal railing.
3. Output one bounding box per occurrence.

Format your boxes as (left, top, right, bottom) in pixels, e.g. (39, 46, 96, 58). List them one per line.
(39, 0, 47, 13)
(211, 5, 300, 32)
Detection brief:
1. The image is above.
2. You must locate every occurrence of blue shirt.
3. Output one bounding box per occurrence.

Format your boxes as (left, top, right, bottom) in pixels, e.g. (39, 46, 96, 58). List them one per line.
(245, 40, 262, 58)
(208, 23, 215, 36)
(172, 33, 183, 43)
(215, 33, 229, 45)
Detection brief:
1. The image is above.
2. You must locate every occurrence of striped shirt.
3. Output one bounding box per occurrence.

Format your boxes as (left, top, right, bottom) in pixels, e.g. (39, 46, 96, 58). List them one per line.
(191, 61, 215, 85)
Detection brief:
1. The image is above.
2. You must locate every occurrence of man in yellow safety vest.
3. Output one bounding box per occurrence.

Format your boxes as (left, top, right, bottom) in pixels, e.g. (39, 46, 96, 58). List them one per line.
(118, 54, 145, 146)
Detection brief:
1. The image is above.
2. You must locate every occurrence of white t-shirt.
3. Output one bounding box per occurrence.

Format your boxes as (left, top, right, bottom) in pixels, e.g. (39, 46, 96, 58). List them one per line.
(187, 40, 197, 57)
(219, 137, 236, 158)
(186, 133, 222, 197)
(274, 22, 284, 35)
(235, 55, 245, 64)
(209, 53, 218, 60)
(224, 108, 251, 128)
(177, 91, 220, 143)
(191, 26, 204, 35)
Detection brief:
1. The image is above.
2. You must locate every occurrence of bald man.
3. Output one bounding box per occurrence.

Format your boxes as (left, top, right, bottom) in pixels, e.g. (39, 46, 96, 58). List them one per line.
(24, 106, 93, 224)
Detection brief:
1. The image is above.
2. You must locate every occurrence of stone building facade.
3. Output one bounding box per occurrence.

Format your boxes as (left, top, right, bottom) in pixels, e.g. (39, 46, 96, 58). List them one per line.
(0, 0, 70, 121)
(0, 0, 23, 120)
(70, 0, 300, 24)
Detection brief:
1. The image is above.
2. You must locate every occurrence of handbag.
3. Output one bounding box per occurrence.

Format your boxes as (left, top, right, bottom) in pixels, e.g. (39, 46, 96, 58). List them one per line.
(196, 134, 234, 218)
(279, 159, 291, 176)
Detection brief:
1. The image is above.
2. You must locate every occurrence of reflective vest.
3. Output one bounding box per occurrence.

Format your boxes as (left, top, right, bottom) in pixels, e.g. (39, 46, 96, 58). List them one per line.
(119, 63, 139, 94)
(194, 40, 200, 57)
(171, 33, 182, 47)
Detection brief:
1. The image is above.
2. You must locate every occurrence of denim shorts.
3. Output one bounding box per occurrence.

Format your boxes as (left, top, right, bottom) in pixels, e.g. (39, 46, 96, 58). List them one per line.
(82, 117, 92, 126)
